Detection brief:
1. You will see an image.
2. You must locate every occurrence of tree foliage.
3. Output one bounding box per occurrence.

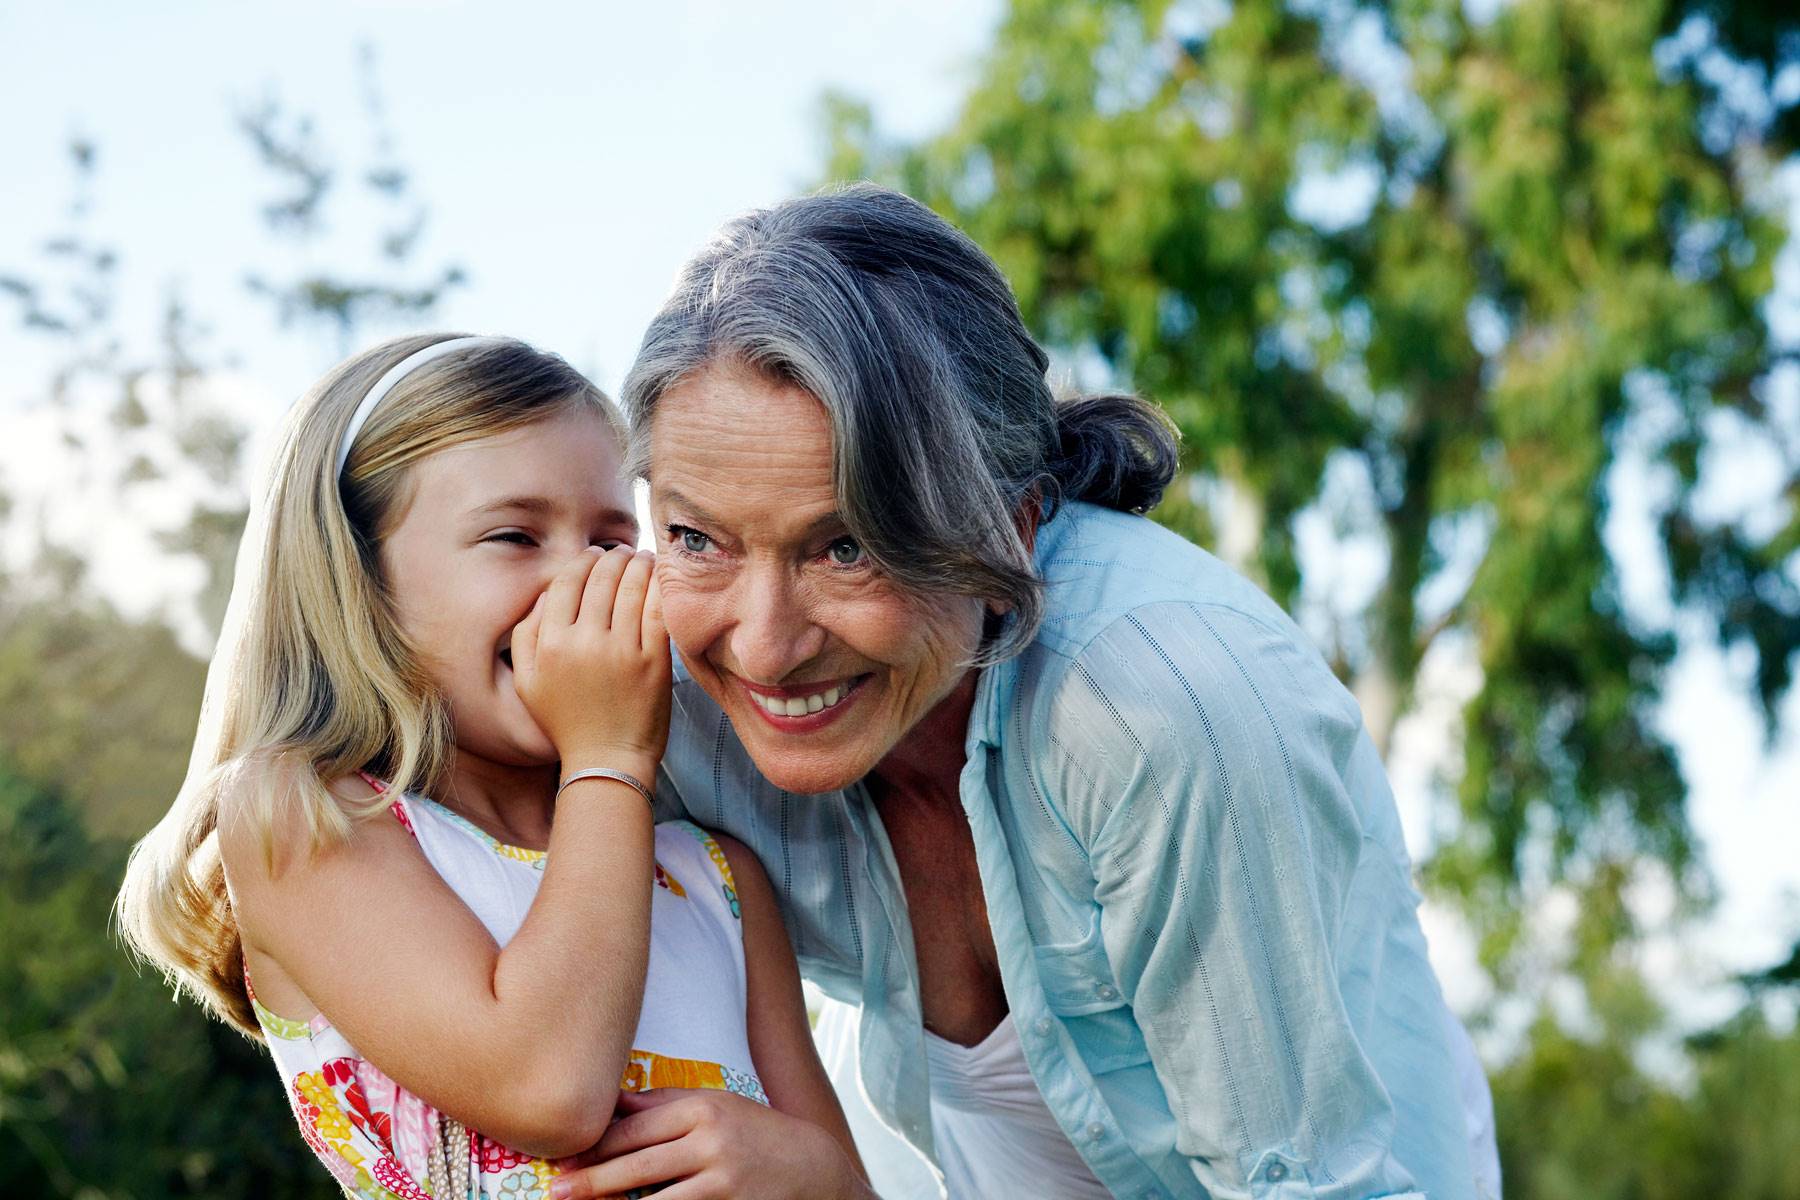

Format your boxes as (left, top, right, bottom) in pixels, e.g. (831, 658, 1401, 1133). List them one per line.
(0, 50, 464, 1197)
(826, 0, 1800, 989)
(0, 572, 208, 839)
(1, 16, 1795, 1196)
(0, 766, 336, 1199)
(240, 44, 467, 354)
(1490, 1003, 1800, 1199)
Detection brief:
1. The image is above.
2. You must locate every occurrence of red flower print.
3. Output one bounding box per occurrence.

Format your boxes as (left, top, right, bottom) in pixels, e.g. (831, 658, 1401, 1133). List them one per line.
(373, 1154, 433, 1200)
(335, 1066, 395, 1153)
(477, 1135, 532, 1172)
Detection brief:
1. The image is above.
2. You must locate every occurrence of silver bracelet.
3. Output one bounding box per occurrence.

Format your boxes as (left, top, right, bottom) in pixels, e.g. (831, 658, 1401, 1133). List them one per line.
(556, 767, 655, 808)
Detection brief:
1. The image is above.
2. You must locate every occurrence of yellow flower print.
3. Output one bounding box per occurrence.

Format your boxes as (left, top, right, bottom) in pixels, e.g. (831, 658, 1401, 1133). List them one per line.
(495, 843, 545, 867)
(296, 1070, 355, 1143)
(619, 1049, 726, 1093)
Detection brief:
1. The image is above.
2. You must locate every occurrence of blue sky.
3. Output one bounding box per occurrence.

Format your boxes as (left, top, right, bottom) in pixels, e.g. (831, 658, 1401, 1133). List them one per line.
(0, 0, 998, 397)
(3, 0, 1795, 1040)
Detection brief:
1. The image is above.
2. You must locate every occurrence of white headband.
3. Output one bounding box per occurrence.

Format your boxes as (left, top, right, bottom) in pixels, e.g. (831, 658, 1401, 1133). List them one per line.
(335, 336, 501, 477)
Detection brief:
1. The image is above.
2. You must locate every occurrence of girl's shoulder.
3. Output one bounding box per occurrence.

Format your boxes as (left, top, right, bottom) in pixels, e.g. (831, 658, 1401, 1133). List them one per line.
(653, 819, 753, 923)
(215, 758, 407, 889)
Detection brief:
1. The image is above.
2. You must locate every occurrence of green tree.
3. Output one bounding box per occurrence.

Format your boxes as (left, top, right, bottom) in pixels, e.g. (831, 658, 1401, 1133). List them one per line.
(240, 43, 467, 356)
(1488, 1009, 1704, 1200)
(826, 0, 1800, 992)
(0, 50, 470, 1196)
(1486, 998, 1800, 1200)
(0, 765, 337, 1199)
(0, 571, 208, 839)
(1683, 1005, 1800, 1198)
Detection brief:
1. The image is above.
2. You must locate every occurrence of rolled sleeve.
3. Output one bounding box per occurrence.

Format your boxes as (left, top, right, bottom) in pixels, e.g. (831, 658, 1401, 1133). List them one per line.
(1045, 601, 1432, 1200)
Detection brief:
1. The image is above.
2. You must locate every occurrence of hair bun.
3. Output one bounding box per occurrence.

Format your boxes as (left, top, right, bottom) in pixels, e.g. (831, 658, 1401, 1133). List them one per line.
(1046, 392, 1180, 515)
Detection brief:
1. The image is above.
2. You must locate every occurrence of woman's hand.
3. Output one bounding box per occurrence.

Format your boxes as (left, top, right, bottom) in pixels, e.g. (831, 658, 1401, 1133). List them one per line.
(512, 546, 671, 780)
(549, 1088, 876, 1200)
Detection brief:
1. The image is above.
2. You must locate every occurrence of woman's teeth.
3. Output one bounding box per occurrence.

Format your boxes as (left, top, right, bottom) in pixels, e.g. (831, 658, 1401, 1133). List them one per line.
(750, 682, 848, 717)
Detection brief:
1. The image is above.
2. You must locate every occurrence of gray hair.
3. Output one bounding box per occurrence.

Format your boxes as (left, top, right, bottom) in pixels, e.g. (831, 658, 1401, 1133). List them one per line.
(622, 183, 1178, 664)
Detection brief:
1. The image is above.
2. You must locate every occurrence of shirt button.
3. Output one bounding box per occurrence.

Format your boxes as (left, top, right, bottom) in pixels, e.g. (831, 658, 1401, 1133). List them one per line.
(1095, 982, 1119, 1001)
(1265, 1161, 1289, 1182)
(1086, 1121, 1106, 1142)
(1034, 1017, 1054, 1037)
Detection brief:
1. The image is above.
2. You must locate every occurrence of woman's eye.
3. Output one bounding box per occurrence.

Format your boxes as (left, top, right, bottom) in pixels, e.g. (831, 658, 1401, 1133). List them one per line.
(826, 536, 864, 566)
(671, 526, 712, 555)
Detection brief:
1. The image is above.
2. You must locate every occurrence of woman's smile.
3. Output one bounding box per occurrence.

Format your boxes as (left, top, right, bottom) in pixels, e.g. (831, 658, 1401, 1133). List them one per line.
(647, 360, 988, 794)
(738, 673, 871, 728)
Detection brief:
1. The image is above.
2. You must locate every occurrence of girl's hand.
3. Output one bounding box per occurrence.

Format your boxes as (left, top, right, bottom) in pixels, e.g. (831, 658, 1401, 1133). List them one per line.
(549, 1088, 875, 1200)
(512, 546, 671, 779)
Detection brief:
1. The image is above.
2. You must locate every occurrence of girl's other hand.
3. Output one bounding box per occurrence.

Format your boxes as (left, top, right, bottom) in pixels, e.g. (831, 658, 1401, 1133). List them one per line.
(549, 1088, 876, 1200)
(511, 546, 671, 780)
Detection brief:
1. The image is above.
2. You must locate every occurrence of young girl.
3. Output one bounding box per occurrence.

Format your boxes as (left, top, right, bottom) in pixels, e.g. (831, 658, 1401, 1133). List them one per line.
(117, 334, 873, 1200)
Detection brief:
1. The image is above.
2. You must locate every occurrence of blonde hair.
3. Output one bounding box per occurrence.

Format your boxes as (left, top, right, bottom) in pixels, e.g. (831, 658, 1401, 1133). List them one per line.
(117, 333, 620, 1035)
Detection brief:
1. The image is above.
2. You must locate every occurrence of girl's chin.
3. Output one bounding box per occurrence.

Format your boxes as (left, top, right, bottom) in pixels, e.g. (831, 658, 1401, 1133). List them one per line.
(451, 744, 559, 774)
(445, 714, 558, 773)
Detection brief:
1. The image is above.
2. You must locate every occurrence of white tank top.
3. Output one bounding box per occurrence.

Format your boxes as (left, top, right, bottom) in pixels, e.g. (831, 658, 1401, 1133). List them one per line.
(251, 790, 765, 1200)
(924, 1019, 1112, 1200)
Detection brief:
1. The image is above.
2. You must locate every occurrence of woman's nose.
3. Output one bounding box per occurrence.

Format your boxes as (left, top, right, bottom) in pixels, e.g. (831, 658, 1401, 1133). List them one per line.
(727, 564, 826, 683)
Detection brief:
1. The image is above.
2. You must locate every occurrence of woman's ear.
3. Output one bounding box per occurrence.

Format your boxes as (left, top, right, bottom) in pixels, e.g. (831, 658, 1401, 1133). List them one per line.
(985, 494, 1045, 623)
(1013, 490, 1043, 557)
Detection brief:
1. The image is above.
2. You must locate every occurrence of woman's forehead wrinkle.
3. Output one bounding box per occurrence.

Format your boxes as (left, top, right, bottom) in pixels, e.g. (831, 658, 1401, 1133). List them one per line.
(652, 366, 843, 538)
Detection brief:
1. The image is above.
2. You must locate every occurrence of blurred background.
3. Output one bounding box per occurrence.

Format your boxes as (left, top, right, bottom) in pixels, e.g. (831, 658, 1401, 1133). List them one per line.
(3, 1, 1798, 1196)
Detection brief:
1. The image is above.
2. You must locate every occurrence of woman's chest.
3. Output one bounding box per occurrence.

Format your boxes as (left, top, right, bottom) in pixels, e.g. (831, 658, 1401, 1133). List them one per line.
(875, 792, 1010, 1044)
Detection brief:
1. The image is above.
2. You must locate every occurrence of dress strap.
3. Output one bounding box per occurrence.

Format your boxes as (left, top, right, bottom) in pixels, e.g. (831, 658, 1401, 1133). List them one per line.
(357, 770, 417, 840)
(666, 819, 742, 921)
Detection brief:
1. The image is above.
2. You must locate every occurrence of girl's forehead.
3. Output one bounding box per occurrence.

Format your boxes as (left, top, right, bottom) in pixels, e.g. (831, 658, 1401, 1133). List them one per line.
(408, 408, 630, 511)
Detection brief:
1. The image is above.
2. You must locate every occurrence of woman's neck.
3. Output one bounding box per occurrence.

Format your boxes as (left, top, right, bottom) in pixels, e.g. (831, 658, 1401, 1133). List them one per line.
(871, 669, 980, 810)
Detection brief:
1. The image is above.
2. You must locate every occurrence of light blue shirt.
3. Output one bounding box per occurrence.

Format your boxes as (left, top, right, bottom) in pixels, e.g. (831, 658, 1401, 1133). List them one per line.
(654, 501, 1478, 1200)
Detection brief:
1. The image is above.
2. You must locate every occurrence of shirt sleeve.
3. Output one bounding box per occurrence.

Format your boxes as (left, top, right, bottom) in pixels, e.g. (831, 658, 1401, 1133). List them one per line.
(1041, 600, 1429, 1200)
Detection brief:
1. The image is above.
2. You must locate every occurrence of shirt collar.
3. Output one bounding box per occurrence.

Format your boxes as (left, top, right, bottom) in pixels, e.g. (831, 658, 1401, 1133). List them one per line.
(964, 501, 1079, 755)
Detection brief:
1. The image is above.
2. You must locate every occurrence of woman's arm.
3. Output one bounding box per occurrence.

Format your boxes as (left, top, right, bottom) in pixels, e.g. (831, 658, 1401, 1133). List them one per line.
(728, 833, 866, 1168)
(1044, 600, 1462, 1199)
(546, 836, 876, 1200)
(224, 547, 667, 1159)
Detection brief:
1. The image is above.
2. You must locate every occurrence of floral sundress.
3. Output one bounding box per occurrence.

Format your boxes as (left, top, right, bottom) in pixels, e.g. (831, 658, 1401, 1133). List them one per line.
(251, 782, 767, 1200)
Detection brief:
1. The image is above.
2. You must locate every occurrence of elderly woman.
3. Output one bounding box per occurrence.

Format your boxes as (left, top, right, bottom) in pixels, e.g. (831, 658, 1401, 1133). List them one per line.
(611, 185, 1491, 1200)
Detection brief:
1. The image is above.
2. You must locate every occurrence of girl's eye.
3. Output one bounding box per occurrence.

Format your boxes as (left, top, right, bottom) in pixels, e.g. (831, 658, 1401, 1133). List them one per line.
(487, 531, 537, 547)
(826, 536, 864, 566)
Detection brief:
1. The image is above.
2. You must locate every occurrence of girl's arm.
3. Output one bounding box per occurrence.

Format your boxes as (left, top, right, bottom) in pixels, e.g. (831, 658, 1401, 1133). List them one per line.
(223, 547, 666, 1159)
(546, 836, 876, 1200)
